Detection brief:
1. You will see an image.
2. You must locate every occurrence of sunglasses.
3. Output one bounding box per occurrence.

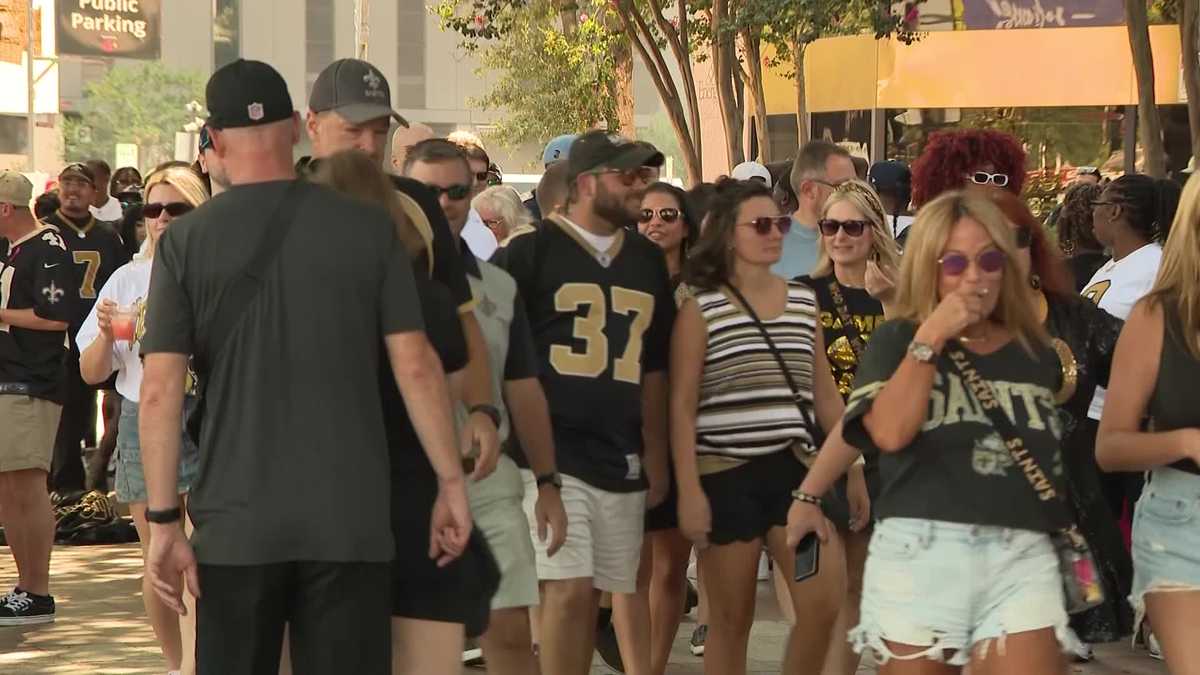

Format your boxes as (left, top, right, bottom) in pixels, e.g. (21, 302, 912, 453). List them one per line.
(198, 125, 213, 153)
(638, 208, 680, 224)
(431, 184, 472, 201)
(938, 249, 1006, 276)
(142, 202, 194, 219)
(591, 166, 660, 186)
(967, 171, 1009, 187)
(740, 216, 792, 236)
(817, 218, 869, 237)
(473, 171, 488, 183)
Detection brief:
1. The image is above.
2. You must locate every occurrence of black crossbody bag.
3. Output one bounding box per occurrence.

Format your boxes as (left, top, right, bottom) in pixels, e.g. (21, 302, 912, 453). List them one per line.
(185, 180, 309, 444)
(945, 343, 1104, 615)
(724, 283, 826, 456)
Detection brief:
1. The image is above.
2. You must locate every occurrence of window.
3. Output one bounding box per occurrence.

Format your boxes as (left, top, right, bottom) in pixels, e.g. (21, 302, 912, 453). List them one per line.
(0, 115, 27, 155)
(213, 0, 240, 70)
(306, 0, 334, 92)
(395, 0, 425, 109)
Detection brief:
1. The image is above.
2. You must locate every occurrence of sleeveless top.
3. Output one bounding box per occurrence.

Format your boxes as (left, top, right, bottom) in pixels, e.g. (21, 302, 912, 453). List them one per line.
(693, 280, 819, 472)
(1150, 301, 1200, 475)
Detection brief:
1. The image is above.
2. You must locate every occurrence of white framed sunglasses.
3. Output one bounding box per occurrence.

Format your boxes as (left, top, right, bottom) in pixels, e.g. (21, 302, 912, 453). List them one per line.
(967, 171, 1009, 188)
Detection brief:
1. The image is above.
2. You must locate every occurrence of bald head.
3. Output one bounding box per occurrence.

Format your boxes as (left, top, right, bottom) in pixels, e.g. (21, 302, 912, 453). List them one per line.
(391, 122, 435, 173)
(207, 114, 301, 188)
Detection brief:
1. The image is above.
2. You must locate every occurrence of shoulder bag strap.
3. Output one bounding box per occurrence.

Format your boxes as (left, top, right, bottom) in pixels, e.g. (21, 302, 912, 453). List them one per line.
(827, 279, 867, 359)
(724, 282, 824, 446)
(943, 342, 1077, 534)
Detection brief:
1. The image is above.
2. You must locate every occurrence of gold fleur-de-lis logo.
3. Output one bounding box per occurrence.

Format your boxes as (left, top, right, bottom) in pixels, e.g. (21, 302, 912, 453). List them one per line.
(42, 280, 65, 304)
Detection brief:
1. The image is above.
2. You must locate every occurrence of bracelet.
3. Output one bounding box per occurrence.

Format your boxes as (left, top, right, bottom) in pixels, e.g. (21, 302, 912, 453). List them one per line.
(468, 403, 501, 429)
(145, 507, 182, 524)
(791, 489, 822, 507)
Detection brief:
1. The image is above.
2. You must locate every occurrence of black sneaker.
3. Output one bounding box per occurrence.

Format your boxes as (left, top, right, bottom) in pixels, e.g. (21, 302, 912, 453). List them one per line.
(0, 589, 55, 626)
(462, 637, 485, 667)
(595, 619, 625, 672)
(690, 624, 707, 656)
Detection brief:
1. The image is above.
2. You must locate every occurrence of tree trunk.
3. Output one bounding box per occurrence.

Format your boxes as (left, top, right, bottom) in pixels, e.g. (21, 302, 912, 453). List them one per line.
(613, 37, 637, 137)
(710, 0, 744, 168)
(1181, 0, 1200, 166)
(1125, 0, 1166, 177)
(557, 0, 579, 33)
(741, 31, 771, 163)
(794, 42, 810, 146)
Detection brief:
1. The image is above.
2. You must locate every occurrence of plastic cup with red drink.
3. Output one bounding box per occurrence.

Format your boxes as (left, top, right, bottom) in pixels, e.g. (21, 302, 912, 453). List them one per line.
(111, 304, 138, 342)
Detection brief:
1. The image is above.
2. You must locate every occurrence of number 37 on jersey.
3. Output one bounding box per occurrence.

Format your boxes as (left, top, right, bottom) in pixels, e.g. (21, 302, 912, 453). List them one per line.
(551, 282, 655, 385)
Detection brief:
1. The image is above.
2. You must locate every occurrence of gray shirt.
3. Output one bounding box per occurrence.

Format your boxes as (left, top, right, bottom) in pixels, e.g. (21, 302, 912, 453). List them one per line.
(141, 180, 424, 565)
(771, 217, 820, 279)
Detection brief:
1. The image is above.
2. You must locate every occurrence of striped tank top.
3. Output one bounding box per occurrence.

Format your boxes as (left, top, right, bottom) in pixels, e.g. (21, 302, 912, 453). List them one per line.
(693, 281, 820, 471)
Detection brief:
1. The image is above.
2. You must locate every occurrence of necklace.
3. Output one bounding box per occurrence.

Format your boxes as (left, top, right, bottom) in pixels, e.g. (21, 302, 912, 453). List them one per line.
(958, 324, 990, 344)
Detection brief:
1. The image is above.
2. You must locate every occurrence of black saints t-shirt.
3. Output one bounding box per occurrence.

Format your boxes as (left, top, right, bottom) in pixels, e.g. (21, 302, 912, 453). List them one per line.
(0, 226, 74, 401)
(796, 274, 885, 401)
(842, 320, 1070, 533)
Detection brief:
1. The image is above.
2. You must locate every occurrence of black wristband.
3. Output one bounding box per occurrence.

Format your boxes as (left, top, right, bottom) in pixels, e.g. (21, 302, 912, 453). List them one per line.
(535, 471, 562, 490)
(145, 507, 182, 524)
(469, 403, 501, 429)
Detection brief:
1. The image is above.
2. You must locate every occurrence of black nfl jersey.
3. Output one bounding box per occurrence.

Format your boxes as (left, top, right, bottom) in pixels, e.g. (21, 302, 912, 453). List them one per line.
(41, 210, 130, 336)
(491, 215, 675, 492)
(0, 225, 75, 401)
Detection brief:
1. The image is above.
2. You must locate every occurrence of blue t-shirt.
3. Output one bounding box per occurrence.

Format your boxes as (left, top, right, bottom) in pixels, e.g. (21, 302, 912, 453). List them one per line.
(771, 217, 820, 279)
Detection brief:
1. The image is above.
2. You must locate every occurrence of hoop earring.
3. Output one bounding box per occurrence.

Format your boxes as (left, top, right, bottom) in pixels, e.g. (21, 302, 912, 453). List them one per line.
(1030, 273, 1042, 290)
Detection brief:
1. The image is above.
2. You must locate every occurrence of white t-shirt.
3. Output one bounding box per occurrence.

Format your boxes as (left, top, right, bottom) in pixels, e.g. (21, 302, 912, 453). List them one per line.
(90, 196, 124, 222)
(1082, 242, 1163, 420)
(889, 214, 915, 238)
(76, 258, 151, 401)
(462, 209, 499, 260)
(561, 215, 618, 252)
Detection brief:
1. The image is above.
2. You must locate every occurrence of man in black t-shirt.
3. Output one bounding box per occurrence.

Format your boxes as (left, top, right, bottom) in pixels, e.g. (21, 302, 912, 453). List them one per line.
(491, 131, 674, 675)
(0, 172, 74, 625)
(41, 162, 130, 493)
(138, 59, 469, 675)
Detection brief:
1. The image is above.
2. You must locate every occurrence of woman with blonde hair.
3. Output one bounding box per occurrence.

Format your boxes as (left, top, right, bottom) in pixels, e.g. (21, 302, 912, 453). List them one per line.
(76, 165, 210, 675)
(1098, 172, 1200, 672)
(788, 191, 1080, 674)
(796, 179, 898, 675)
(472, 185, 534, 242)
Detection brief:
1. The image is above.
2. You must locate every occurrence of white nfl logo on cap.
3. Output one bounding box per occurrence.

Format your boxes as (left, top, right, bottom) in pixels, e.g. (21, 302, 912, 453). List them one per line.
(248, 102, 265, 120)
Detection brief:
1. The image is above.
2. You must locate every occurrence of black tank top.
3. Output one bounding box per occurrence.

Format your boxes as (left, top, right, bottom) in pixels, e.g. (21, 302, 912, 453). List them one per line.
(1150, 301, 1200, 474)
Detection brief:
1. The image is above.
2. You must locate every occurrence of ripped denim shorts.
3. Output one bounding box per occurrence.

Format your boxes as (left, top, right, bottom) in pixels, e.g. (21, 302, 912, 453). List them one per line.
(850, 517, 1079, 666)
(1130, 467, 1200, 634)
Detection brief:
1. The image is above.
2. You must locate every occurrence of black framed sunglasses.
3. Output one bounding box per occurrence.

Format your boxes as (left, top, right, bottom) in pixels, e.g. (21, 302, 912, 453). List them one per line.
(967, 171, 1009, 187)
(142, 201, 194, 219)
(591, 166, 660, 186)
(198, 125, 213, 153)
(740, 216, 792, 236)
(431, 184, 472, 201)
(473, 171, 488, 183)
(638, 208, 680, 224)
(817, 218, 869, 237)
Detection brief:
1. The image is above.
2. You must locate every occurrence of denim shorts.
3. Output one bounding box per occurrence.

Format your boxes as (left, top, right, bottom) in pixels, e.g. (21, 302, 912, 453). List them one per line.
(1130, 467, 1200, 634)
(114, 397, 200, 504)
(850, 517, 1079, 666)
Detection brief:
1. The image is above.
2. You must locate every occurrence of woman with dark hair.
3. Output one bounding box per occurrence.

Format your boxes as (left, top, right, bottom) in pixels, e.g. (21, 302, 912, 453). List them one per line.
(672, 178, 847, 674)
(610, 181, 702, 675)
(1083, 174, 1181, 545)
(110, 167, 143, 205)
(989, 191, 1131, 651)
(1056, 182, 1106, 291)
(910, 129, 1027, 209)
(687, 182, 719, 231)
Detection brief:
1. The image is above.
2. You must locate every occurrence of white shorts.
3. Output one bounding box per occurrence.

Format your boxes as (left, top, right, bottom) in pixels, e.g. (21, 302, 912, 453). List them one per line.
(521, 469, 646, 594)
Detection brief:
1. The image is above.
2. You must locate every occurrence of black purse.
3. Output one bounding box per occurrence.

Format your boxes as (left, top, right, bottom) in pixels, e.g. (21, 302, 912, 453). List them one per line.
(724, 283, 826, 456)
(944, 343, 1105, 615)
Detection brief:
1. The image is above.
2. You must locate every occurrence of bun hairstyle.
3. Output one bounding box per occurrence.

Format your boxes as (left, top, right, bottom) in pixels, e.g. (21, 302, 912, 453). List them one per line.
(685, 177, 777, 291)
(1106, 174, 1182, 244)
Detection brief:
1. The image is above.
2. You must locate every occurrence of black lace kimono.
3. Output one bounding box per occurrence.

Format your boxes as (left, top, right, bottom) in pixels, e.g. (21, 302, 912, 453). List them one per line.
(1045, 292, 1133, 642)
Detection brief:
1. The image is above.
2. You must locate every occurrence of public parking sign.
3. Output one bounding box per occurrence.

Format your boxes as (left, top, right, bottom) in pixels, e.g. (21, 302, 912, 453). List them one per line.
(57, 0, 161, 59)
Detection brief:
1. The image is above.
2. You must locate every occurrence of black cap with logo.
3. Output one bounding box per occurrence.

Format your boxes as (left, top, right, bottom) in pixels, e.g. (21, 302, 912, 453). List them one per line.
(205, 59, 295, 130)
(566, 131, 665, 183)
(59, 162, 96, 185)
(309, 58, 408, 127)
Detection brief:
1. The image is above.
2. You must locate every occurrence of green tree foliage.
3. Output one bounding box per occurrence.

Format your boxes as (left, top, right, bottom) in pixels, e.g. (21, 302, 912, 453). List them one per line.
(435, 0, 621, 149)
(61, 62, 205, 170)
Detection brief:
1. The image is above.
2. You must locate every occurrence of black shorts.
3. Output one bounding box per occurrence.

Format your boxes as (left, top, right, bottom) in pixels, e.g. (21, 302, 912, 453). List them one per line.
(645, 465, 678, 532)
(701, 450, 807, 545)
(196, 561, 390, 675)
(390, 452, 500, 638)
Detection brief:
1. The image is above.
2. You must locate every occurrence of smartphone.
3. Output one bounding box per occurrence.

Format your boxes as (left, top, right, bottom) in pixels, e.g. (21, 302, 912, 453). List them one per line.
(794, 533, 820, 583)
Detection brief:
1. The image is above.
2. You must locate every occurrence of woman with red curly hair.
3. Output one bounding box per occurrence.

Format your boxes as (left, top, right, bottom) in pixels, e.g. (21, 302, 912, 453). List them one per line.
(911, 129, 1027, 208)
(990, 191, 1133, 654)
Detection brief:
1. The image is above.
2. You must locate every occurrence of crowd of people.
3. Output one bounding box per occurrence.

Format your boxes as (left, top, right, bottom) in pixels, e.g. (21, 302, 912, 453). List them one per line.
(0, 54, 1198, 675)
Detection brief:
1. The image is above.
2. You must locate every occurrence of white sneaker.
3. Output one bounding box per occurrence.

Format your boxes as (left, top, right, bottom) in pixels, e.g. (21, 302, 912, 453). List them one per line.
(1147, 632, 1163, 661)
(757, 552, 770, 581)
(1069, 642, 1094, 663)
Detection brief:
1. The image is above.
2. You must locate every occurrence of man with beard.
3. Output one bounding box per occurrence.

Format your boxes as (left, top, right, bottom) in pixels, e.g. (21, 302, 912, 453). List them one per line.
(490, 131, 674, 675)
(42, 163, 130, 493)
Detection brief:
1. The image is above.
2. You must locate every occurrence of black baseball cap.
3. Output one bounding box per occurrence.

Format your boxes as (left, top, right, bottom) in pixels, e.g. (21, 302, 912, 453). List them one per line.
(59, 162, 95, 185)
(309, 58, 408, 126)
(205, 59, 294, 130)
(868, 160, 911, 194)
(566, 131, 665, 183)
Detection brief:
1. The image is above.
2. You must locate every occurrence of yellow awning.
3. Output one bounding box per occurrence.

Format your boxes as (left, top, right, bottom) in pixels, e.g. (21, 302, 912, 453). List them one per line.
(765, 25, 1184, 114)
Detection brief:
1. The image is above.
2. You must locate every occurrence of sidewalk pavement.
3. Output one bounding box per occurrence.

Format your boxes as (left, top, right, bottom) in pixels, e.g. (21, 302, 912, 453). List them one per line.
(0, 544, 1170, 674)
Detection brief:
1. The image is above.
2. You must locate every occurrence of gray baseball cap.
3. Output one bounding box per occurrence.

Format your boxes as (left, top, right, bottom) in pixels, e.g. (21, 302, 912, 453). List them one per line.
(309, 59, 409, 126)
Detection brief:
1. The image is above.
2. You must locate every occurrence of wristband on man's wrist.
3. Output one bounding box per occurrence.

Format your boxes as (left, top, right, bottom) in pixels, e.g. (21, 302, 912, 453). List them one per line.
(146, 507, 182, 524)
(791, 489, 822, 507)
(469, 403, 501, 428)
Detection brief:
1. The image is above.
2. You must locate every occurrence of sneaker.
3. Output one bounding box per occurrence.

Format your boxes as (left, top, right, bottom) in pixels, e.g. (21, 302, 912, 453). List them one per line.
(462, 637, 484, 666)
(757, 552, 770, 581)
(1147, 632, 1163, 661)
(595, 619, 625, 672)
(0, 589, 55, 626)
(690, 624, 708, 656)
(1069, 642, 1094, 663)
